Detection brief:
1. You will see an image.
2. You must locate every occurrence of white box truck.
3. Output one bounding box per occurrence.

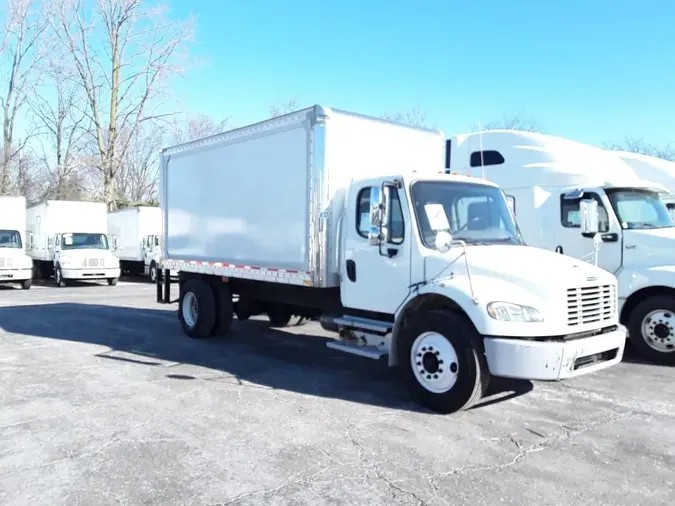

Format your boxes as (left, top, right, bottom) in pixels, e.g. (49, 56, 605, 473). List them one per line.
(446, 129, 675, 364)
(108, 206, 168, 282)
(27, 200, 121, 287)
(156, 106, 626, 414)
(0, 196, 33, 289)
(611, 150, 675, 218)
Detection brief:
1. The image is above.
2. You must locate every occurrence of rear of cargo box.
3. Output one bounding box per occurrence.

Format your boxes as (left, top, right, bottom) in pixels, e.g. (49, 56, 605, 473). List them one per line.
(160, 108, 317, 275)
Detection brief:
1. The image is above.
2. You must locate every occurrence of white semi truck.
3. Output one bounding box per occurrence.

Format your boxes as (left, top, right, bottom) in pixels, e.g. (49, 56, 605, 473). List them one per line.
(0, 196, 33, 289)
(27, 200, 121, 287)
(155, 106, 626, 414)
(108, 206, 166, 282)
(612, 150, 675, 218)
(446, 129, 675, 364)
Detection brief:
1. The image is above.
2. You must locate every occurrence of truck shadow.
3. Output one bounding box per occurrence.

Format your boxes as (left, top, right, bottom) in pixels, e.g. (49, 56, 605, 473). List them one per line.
(0, 303, 533, 413)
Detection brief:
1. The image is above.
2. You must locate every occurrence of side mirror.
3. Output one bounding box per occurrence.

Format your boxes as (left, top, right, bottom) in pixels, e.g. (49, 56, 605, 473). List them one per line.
(111, 236, 118, 251)
(580, 199, 599, 236)
(435, 230, 453, 253)
(26, 233, 33, 250)
(368, 185, 390, 245)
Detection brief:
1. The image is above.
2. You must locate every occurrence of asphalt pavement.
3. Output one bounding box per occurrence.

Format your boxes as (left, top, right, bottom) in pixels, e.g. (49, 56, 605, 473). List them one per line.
(0, 280, 673, 505)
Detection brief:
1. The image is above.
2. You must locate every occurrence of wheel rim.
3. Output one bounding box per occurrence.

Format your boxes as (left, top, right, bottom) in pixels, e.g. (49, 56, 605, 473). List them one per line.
(150, 266, 156, 282)
(182, 292, 198, 328)
(410, 331, 459, 393)
(641, 309, 675, 353)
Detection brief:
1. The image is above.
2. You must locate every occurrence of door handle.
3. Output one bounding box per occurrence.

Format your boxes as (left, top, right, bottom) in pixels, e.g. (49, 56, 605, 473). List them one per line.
(346, 260, 356, 282)
(601, 233, 619, 242)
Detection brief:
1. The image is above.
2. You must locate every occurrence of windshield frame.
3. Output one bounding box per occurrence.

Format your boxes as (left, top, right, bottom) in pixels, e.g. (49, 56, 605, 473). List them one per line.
(60, 232, 110, 250)
(604, 187, 675, 230)
(409, 179, 526, 249)
(0, 229, 23, 249)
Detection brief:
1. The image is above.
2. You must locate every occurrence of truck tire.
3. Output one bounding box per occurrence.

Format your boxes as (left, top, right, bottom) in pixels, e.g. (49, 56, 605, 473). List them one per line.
(267, 306, 294, 328)
(628, 295, 675, 364)
(107, 277, 118, 286)
(397, 309, 489, 414)
(210, 282, 234, 337)
(178, 279, 216, 338)
(21, 278, 32, 290)
(55, 265, 68, 287)
(149, 261, 157, 283)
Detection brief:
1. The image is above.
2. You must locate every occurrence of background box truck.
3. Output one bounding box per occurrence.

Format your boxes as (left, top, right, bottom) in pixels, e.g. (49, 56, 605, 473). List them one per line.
(108, 206, 166, 282)
(0, 196, 33, 289)
(27, 200, 121, 287)
(446, 129, 675, 364)
(156, 105, 625, 414)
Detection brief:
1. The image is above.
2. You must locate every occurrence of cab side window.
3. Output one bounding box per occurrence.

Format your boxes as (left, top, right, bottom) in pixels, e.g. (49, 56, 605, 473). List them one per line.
(356, 187, 405, 244)
(560, 193, 609, 232)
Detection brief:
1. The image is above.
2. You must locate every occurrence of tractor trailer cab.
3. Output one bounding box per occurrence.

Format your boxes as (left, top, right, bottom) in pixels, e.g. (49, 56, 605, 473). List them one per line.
(156, 106, 626, 414)
(447, 129, 675, 364)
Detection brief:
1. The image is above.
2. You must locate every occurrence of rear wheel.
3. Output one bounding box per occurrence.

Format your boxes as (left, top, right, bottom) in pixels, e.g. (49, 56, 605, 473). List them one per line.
(628, 295, 675, 364)
(178, 279, 216, 338)
(268, 307, 292, 328)
(210, 282, 234, 337)
(397, 309, 489, 414)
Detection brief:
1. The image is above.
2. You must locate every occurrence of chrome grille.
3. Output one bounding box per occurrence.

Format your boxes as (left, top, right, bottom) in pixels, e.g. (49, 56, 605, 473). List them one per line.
(87, 258, 102, 267)
(567, 285, 615, 326)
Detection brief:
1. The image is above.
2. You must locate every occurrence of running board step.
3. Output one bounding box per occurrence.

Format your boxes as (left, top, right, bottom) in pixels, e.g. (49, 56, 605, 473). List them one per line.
(333, 315, 393, 334)
(326, 341, 388, 359)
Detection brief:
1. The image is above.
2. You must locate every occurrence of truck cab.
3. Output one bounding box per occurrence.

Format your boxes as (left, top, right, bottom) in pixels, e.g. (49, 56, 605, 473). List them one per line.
(50, 231, 121, 287)
(0, 196, 33, 290)
(447, 129, 675, 363)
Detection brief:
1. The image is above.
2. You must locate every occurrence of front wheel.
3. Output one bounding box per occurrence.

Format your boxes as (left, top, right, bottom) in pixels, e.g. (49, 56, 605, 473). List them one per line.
(397, 310, 489, 414)
(55, 266, 67, 288)
(149, 261, 157, 283)
(107, 277, 118, 286)
(21, 278, 32, 290)
(628, 295, 675, 364)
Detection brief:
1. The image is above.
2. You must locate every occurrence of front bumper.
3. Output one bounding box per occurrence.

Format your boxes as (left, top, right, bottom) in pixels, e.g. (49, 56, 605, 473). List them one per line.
(62, 267, 121, 280)
(483, 325, 627, 380)
(0, 268, 31, 282)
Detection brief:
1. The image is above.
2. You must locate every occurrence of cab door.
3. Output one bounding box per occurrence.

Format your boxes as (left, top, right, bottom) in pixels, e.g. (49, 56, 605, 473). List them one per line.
(340, 178, 412, 315)
(558, 189, 623, 273)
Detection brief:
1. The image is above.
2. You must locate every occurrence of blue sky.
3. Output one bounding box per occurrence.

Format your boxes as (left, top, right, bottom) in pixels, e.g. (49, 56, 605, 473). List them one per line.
(168, 0, 674, 148)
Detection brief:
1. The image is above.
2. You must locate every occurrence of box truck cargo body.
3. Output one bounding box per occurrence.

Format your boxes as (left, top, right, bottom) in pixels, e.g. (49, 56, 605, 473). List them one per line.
(108, 206, 171, 281)
(446, 129, 675, 364)
(0, 196, 33, 289)
(156, 106, 625, 414)
(27, 200, 121, 287)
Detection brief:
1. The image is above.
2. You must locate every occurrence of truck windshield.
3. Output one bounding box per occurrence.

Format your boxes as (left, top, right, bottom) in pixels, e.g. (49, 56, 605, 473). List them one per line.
(605, 189, 675, 230)
(62, 233, 109, 250)
(0, 229, 22, 249)
(411, 181, 524, 247)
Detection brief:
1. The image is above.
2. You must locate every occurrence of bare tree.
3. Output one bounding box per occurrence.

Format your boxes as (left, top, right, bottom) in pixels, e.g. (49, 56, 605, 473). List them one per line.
(0, 0, 48, 195)
(169, 112, 230, 144)
(604, 136, 675, 161)
(382, 108, 433, 129)
(46, 0, 194, 210)
(269, 99, 299, 118)
(115, 122, 162, 205)
(473, 111, 542, 133)
(29, 59, 90, 200)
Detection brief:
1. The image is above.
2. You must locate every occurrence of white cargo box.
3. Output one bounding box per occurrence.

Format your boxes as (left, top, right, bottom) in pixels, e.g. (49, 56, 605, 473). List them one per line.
(160, 105, 445, 287)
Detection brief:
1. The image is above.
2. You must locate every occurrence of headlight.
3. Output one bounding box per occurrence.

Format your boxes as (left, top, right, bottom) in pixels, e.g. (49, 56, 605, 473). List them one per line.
(487, 302, 543, 322)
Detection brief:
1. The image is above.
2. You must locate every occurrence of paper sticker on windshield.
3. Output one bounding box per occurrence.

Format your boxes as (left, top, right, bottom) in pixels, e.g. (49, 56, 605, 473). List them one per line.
(424, 204, 450, 231)
(63, 234, 73, 246)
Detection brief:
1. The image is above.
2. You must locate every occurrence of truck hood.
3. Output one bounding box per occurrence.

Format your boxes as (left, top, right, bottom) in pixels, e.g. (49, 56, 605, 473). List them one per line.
(622, 228, 675, 268)
(0, 247, 31, 268)
(424, 244, 618, 333)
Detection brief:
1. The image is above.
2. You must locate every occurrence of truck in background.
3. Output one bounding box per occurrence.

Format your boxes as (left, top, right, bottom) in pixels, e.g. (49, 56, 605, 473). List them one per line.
(611, 150, 675, 218)
(27, 200, 121, 287)
(108, 206, 166, 282)
(446, 129, 675, 364)
(155, 106, 626, 414)
(0, 196, 33, 290)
